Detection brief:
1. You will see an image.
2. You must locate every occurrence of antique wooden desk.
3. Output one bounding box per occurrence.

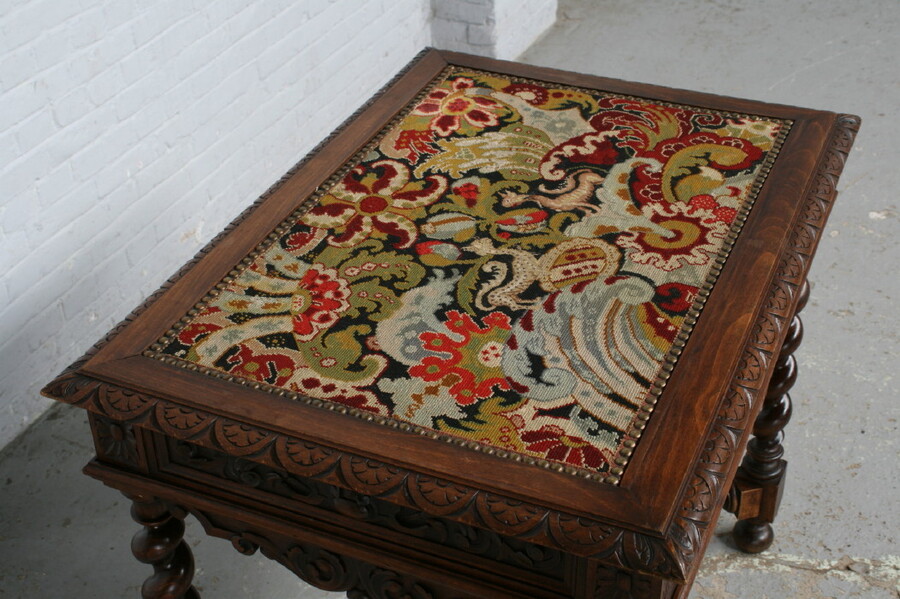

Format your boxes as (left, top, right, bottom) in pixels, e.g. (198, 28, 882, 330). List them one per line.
(43, 49, 859, 598)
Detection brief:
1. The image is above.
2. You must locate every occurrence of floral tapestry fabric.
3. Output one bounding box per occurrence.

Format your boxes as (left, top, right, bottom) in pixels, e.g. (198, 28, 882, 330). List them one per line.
(156, 69, 786, 480)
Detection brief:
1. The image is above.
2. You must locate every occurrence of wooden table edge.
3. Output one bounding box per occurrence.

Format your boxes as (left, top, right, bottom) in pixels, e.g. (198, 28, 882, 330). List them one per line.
(40, 46, 862, 584)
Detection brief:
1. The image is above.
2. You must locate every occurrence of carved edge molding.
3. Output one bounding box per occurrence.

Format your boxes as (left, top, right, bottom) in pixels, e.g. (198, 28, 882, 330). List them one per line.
(164, 440, 567, 579)
(188, 509, 460, 599)
(45, 365, 669, 573)
(665, 114, 861, 570)
(89, 414, 141, 468)
(42, 114, 861, 583)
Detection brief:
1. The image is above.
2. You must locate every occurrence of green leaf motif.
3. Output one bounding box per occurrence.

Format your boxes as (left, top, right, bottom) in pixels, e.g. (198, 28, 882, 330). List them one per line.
(414, 125, 554, 181)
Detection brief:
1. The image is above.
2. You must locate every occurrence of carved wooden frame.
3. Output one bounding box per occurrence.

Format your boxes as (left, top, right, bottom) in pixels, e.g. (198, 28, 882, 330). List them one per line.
(43, 48, 859, 596)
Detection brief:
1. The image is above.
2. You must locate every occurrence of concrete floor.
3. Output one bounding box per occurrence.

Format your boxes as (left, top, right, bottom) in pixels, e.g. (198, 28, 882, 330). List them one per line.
(2, 0, 898, 597)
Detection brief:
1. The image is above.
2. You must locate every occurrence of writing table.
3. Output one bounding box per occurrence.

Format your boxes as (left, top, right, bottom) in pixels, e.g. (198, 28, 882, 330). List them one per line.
(43, 49, 859, 598)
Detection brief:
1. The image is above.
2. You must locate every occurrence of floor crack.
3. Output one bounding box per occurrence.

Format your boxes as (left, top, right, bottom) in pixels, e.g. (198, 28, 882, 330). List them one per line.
(699, 552, 900, 595)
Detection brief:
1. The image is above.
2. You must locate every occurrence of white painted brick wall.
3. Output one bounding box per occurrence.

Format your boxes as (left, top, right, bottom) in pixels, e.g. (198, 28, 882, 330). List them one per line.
(0, 0, 432, 449)
(494, 0, 559, 60)
(0, 0, 558, 450)
(431, 0, 558, 59)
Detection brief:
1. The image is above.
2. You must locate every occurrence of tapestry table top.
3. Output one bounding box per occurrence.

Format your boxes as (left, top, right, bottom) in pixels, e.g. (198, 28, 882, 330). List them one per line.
(148, 66, 789, 483)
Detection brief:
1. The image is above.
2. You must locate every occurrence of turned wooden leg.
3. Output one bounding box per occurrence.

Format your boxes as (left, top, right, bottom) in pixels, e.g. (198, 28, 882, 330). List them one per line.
(730, 280, 809, 553)
(128, 494, 200, 599)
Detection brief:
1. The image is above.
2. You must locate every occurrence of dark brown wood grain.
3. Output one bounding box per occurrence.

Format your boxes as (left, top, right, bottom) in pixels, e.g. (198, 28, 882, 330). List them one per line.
(730, 279, 809, 552)
(128, 494, 200, 599)
(59, 47, 838, 530)
(42, 49, 860, 598)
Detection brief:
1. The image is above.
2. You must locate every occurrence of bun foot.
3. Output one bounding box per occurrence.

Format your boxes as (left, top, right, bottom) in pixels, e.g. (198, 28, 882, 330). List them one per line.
(733, 518, 774, 554)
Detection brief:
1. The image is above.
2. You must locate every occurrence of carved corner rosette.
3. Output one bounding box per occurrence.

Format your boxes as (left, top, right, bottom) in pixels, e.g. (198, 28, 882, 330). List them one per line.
(89, 414, 141, 468)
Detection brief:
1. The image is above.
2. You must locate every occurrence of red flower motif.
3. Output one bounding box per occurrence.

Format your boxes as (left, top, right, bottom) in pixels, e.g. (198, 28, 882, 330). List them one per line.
(521, 425, 610, 469)
(713, 206, 737, 223)
(293, 376, 384, 415)
(177, 309, 223, 345)
(408, 310, 512, 405)
(222, 343, 296, 387)
(654, 282, 698, 314)
(303, 159, 447, 249)
(688, 194, 717, 211)
(652, 133, 763, 167)
(617, 202, 729, 271)
(495, 209, 549, 234)
(639, 302, 680, 344)
(290, 265, 351, 341)
(451, 181, 481, 208)
(393, 129, 438, 162)
(502, 82, 549, 105)
(412, 77, 505, 137)
(689, 194, 738, 224)
(415, 240, 462, 261)
(282, 229, 326, 255)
